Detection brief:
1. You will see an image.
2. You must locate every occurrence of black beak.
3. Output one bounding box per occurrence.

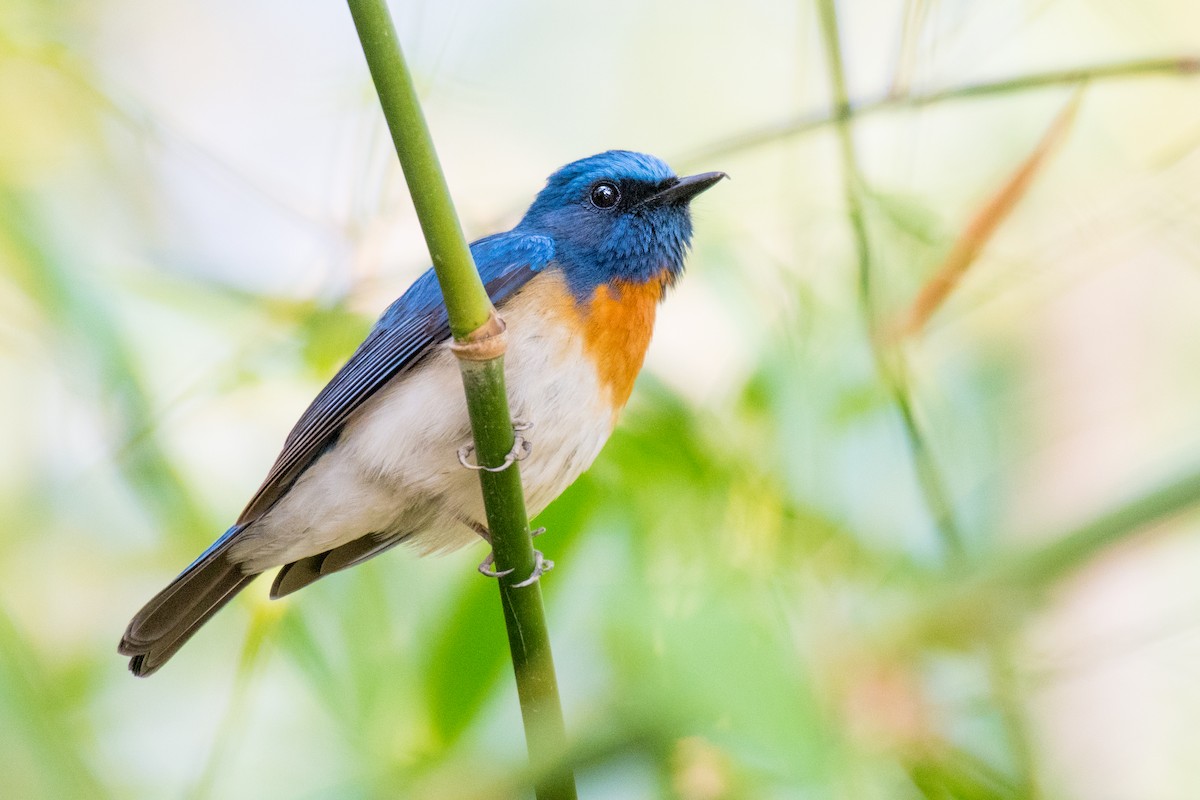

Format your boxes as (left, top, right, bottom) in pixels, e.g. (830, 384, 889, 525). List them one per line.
(639, 171, 727, 208)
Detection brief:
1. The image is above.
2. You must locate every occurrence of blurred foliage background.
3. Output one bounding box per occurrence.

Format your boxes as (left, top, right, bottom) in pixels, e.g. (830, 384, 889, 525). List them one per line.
(2, 0, 1200, 798)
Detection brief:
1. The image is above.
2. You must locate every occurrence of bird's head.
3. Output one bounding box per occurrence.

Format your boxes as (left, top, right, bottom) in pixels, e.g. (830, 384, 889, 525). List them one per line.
(518, 150, 725, 300)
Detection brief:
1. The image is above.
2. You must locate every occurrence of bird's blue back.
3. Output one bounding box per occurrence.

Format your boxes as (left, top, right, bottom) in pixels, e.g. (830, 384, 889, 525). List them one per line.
(378, 231, 555, 327)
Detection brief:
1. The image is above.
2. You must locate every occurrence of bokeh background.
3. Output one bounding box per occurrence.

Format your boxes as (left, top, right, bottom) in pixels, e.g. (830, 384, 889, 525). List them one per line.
(3, 0, 1200, 797)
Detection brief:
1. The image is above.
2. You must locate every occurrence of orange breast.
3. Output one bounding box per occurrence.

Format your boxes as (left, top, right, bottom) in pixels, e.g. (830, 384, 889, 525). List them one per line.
(506, 269, 668, 416)
(577, 274, 667, 411)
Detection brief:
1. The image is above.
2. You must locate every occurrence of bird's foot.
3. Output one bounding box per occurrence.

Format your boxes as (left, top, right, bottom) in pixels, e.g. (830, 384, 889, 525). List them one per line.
(456, 420, 534, 473)
(477, 551, 513, 579)
(513, 549, 554, 588)
(477, 527, 552, 584)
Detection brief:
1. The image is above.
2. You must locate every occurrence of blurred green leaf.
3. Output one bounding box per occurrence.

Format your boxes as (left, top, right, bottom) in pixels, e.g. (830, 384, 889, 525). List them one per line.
(0, 608, 108, 799)
(423, 576, 507, 746)
(294, 303, 373, 377)
(0, 190, 212, 540)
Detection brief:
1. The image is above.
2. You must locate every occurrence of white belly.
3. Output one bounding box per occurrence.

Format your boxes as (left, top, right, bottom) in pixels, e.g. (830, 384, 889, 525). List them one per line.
(231, 277, 615, 570)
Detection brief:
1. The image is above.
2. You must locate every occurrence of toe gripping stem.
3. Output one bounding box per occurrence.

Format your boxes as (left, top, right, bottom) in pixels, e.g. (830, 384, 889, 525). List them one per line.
(457, 421, 533, 473)
(477, 527, 552, 586)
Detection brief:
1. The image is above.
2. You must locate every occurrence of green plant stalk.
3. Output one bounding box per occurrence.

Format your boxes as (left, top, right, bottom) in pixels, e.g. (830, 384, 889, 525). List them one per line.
(345, 2, 575, 797)
(461, 359, 575, 799)
(815, 0, 1035, 792)
(346, 0, 490, 338)
(190, 606, 277, 800)
(814, 0, 966, 562)
(899, 462, 1200, 647)
(1000, 463, 1200, 591)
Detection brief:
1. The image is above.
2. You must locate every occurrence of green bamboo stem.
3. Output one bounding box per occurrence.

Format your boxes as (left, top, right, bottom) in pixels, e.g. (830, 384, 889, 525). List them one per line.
(345, 0, 490, 338)
(345, 2, 575, 797)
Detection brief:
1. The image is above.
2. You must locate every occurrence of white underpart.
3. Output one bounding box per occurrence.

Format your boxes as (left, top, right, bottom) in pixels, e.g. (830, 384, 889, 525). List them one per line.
(231, 278, 614, 571)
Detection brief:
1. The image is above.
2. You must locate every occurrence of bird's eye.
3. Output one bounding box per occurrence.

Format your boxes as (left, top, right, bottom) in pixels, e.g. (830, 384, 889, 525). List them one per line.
(589, 181, 620, 209)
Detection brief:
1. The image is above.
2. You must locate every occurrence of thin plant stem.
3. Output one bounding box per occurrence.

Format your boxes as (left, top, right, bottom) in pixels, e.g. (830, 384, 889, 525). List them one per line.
(344, 1, 490, 338)
(814, 0, 1036, 794)
(344, 2, 575, 797)
(684, 55, 1199, 166)
(189, 607, 276, 800)
(814, 0, 967, 562)
(898, 462, 1200, 646)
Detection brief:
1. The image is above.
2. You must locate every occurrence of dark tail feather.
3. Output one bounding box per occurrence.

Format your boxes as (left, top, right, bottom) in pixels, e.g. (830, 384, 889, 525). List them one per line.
(271, 530, 409, 599)
(119, 530, 259, 677)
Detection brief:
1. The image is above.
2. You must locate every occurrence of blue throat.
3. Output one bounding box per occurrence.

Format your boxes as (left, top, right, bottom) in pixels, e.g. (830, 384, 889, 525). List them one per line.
(517, 212, 692, 300)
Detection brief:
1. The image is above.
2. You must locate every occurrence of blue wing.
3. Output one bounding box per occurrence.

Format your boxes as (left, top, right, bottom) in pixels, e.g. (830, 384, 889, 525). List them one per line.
(236, 231, 555, 524)
(120, 231, 554, 676)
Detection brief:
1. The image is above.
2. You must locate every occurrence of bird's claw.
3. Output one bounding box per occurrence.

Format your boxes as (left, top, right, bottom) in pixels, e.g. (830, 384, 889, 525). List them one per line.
(478, 540, 554, 587)
(457, 420, 534, 473)
(512, 549, 554, 588)
(472, 493, 550, 584)
(477, 551, 514, 579)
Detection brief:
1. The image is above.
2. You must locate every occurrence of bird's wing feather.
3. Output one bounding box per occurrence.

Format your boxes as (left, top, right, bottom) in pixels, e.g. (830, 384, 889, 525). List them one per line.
(236, 232, 555, 525)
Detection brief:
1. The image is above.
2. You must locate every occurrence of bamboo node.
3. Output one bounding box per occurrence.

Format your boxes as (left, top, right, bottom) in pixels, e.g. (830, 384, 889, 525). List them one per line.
(449, 309, 507, 361)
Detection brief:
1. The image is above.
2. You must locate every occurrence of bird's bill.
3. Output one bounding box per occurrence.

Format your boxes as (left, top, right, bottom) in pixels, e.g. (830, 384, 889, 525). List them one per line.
(640, 171, 728, 208)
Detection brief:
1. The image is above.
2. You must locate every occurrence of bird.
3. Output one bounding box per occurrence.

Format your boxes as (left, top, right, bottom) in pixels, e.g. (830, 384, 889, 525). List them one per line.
(119, 150, 725, 676)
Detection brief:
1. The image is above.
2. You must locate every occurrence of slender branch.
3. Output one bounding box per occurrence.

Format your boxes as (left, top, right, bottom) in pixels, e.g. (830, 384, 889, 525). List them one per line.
(683, 55, 1199, 166)
(902, 461, 1200, 644)
(815, 0, 967, 562)
(344, 2, 575, 797)
(817, 0, 871, 311)
(1001, 464, 1200, 591)
(815, 1, 1035, 793)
